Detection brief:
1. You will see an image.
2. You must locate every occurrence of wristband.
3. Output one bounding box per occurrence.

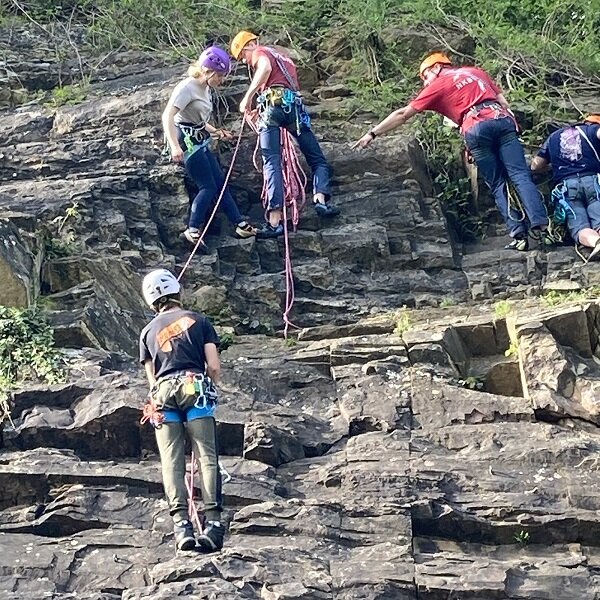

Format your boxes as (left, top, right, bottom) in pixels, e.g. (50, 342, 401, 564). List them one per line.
(369, 130, 377, 139)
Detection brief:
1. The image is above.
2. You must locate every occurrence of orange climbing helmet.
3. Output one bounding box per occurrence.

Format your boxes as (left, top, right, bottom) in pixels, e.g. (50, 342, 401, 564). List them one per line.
(584, 113, 600, 125)
(230, 30, 259, 60)
(419, 52, 452, 79)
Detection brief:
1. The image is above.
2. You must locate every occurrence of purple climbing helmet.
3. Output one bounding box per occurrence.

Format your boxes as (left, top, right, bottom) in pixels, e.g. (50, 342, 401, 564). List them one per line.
(198, 46, 231, 74)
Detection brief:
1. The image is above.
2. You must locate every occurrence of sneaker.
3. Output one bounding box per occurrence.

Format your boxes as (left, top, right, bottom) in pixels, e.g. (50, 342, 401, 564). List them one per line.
(197, 520, 225, 552)
(540, 230, 555, 247)
(256, 223, 284, 239)
(173, 519, 196, 551)
(181, 228, 208, 250)
(234, 221, 257, 239)
(505, 237, 529, 251)
(314, 202, 340, 217)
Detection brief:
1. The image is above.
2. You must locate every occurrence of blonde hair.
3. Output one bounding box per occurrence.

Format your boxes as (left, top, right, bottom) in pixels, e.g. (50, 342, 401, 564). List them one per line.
(187, 61, 217, 79)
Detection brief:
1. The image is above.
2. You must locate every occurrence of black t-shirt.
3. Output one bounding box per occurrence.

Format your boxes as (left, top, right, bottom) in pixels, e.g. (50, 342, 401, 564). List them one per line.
(139, 308, 220, 380)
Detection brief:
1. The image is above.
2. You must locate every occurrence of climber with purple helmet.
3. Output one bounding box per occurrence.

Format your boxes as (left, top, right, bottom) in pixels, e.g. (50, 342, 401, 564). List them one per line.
(162, 46, 257, 244)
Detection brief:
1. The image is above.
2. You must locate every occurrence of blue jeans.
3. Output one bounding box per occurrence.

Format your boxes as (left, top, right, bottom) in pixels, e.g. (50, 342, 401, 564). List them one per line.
(465, 116, 548, 237)
(183, 146, 243, 229)
(561, 174, 600, 242)
(259, 104, 331, 211)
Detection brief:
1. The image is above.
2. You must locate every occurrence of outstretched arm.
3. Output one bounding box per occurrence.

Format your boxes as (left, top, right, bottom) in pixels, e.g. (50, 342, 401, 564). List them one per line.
(239, 55, 272, 114)
(354, 105, 418, 148)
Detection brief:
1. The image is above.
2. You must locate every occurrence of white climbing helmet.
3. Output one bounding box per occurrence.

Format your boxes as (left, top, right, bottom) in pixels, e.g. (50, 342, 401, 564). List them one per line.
(142, 269, 181, 307)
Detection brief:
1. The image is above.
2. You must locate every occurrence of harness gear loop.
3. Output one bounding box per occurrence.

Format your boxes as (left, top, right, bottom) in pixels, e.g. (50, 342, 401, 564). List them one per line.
(177, 122, 211, 155)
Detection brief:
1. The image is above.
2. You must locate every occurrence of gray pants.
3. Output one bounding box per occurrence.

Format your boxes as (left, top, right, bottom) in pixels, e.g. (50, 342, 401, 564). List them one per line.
(155, 417, 222, 523)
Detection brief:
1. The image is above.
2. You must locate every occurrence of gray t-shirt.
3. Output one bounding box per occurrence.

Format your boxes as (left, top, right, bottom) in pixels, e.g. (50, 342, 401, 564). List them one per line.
(170, 77, 213, 125)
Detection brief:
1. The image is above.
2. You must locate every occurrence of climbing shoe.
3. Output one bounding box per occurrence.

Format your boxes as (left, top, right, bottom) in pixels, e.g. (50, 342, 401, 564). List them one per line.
(540, 230, 555, 247)
(234, 221, 257, 239)
(313, 202, 340, 217)
(173, 519, 196, 551)
(183, 228, 201, 243)
(589, 239, 600, 261)
(198, 520, 225, 552)
(505, 237, 529, 251)
(256, 223, 284, 239)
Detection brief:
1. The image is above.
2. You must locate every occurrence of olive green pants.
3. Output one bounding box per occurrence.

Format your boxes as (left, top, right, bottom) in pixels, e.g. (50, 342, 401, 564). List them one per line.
(154, 417, 222, 523)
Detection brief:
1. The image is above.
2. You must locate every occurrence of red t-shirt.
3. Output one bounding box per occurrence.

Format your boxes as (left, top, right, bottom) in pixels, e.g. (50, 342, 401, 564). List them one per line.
(250, 46, 299, 91)
(409, 66, 504, 134)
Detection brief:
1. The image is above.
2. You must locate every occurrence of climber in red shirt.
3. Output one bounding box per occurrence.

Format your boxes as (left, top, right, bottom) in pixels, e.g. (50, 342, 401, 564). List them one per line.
(355, 52, 552, 251)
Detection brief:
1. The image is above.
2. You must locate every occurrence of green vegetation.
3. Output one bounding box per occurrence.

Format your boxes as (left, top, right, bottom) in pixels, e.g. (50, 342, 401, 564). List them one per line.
(439, 297, 458, 308)
(47, 81, 89, 108)
(494, 300, 512, 319)
(0, 306, 64, 424)
(219, 331, 235, 351)
(45, 201, 82, 258)
(514, 529, 530, 545)
(394, 306, 412, 336)
(541, 287, 600, 307)
(3, 1, 598, 240)
(504, 340, 519, 358)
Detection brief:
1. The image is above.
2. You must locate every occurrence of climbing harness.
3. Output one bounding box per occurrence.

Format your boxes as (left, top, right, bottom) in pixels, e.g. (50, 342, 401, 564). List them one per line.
(177, 122, 211, 156)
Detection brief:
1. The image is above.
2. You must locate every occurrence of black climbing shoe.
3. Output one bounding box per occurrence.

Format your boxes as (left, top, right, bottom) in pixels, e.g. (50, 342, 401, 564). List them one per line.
(198, 520, 225, 552)
(314, 202, 340, 217)
(256, 223, 284, 239)
(540, 230, 555, 248)
(173, 519, 196, 551)
(505, 237, 528, 251)
(234, 221, 257, 239)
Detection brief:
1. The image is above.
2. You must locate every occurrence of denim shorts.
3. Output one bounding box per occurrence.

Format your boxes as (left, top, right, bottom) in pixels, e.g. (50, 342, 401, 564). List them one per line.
(563, 174, 600, 241)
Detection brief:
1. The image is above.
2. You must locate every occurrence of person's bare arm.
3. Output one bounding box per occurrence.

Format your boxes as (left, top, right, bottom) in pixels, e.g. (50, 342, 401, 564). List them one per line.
(205, 343, 221, 383)
(531, 156, 550, 172)
(354, 105, 418, 148)
(144, 359, 157, 389)
(239, 55, 272, 113)
(161, 103, 184, 162)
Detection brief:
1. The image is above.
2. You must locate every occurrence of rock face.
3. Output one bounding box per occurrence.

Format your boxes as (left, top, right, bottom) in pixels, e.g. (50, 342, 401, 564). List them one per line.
(2, 24, 600, 600)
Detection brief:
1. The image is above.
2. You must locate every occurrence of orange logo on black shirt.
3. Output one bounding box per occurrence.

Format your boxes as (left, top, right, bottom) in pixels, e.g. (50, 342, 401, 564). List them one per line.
(156, 316, 196, 352)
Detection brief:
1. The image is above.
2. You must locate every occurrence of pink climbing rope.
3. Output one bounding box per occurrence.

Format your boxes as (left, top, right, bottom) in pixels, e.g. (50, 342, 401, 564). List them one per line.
(185, 459, 204, 533)
(247, 113, 307, 337)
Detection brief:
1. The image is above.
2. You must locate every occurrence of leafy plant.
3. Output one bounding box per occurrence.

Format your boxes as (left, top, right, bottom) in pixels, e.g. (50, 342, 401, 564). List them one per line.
(439, 297, 458, 308)
(462, 375, 485, 391)
(219, 331, 235, 352)
(394, 306, 412, 336)
(46, 81, 89, 108)
(505, 341, 519, 358)
(45, 201, 82, 258)
(514, 529, 530, 545)
(284, 336, 298, 347)
(541, 287, 600, 307)
(494, 300, 512, 319)
(0, 306, 65, 424)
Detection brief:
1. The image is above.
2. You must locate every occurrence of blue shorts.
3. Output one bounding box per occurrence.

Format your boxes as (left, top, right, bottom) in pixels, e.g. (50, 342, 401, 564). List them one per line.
(563, 174, 600, 241)
(161, 404, 216, 423)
